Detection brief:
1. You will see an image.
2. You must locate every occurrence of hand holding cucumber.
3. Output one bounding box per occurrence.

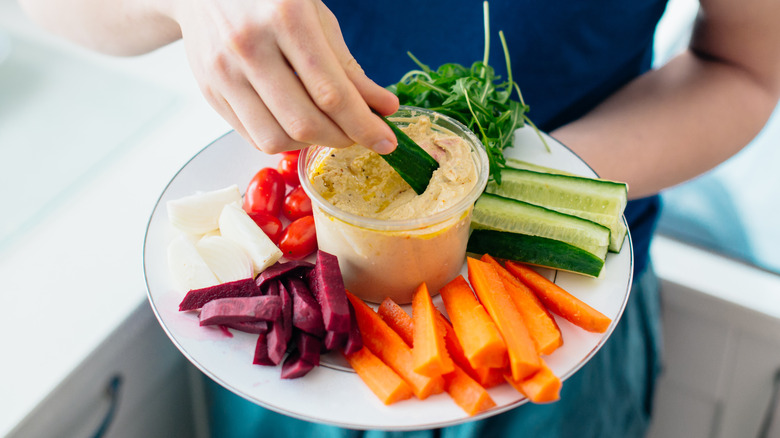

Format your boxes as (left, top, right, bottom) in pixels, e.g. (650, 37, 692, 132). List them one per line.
(172, 0, 399, 155)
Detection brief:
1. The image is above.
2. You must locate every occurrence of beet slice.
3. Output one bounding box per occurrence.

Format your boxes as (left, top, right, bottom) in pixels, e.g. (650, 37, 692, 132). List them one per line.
(223, 320, 269, 334)
(263, 279, 279, 297)
(266, 280, 293, 365)
(198, 295, 282, 326)
(322, 330, 347, 352)
(342, 300, 363, 355)
(280, 348, 315, 379)
(256, 260, 315, 289)
(284, 276, 325, 336)
(307, 250, 350, 333)
(294, 330, 322, 366)
(179, 277, 260, 311)
(253, 333, 274, 366)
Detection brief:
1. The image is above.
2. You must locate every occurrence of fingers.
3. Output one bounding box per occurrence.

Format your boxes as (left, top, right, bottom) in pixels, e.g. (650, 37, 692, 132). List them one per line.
(316, 5, 400, 117)
(265, 1, 398, 153)
(231, 34, 356, 150)
(203, 66, 314, 154)
(185, 0, 399, 154)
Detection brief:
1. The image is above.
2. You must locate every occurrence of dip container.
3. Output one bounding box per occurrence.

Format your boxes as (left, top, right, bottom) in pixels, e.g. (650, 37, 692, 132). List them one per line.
(299, 106, 489, 304)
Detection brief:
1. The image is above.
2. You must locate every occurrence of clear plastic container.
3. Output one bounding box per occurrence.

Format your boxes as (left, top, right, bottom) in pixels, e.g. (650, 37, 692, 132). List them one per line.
(299, 106, 489, 304)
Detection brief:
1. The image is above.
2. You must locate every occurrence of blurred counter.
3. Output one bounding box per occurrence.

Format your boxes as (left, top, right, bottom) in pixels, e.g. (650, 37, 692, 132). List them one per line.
(0, 1, 229, 435)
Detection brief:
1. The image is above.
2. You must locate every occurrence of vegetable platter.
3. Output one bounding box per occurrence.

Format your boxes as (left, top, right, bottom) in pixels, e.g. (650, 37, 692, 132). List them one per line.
(143, 126, 633, 430)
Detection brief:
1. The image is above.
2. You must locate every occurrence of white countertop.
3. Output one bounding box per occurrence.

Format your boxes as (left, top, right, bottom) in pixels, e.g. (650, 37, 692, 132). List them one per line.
(0, 2, 230, 435)
(2, 0, 779, 436)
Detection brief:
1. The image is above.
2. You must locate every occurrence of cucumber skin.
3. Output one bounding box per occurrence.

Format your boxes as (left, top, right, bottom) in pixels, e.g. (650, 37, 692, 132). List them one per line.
(486, 166, 627, 252)
(467, 229, 605, 277)
(377, 115, 439, 195)
(472, 193, 610, 260)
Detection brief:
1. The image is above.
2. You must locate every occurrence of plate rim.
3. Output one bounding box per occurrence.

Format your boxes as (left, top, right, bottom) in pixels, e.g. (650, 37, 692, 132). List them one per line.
(142, 128, 634, 430)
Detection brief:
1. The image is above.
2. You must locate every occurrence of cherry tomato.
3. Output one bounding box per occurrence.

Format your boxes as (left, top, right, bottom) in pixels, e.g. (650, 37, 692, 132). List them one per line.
(279, 215, 317, 260)
(248, 211, 283, 244)
(277, 152, 300, 187)
(282, 185, 313, 221)
(243, 167, 286, 216)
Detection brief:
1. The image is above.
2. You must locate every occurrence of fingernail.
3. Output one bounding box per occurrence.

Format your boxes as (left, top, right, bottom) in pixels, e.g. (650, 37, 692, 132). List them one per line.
(372, 139, 396, 155)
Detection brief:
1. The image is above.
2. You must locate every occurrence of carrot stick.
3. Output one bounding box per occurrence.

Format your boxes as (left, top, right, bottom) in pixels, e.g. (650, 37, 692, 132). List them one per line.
(343, 347, 414, 405)
(346, 291, 445, 400)
(504, 358, 562, 404)
(436, 310, 506, 389)
(444, 365, 497, 416)
(481, 254, 563, 355)
(471, 366, 508, 389)
(467, 257, 541, 381)
(439, 275, 508, 369)
(504, 261, 612, 333)
(377, 295, 496, 415)
(412, 283, 454, 377)
(378, 297, 414, 346)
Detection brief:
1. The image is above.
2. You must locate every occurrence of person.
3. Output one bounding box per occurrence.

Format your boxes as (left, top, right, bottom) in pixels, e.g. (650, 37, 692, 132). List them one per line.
(18, 0, 780, 436)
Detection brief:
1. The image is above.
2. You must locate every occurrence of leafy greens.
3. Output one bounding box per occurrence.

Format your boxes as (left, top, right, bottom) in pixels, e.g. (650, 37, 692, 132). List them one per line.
(386, 2, 546, 184)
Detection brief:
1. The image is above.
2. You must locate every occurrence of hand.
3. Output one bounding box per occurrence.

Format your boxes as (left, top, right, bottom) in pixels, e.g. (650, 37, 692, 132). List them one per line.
(173, 0, 399, 154)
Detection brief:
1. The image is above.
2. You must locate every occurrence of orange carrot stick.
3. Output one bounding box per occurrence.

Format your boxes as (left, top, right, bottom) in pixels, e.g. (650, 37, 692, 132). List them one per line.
(412, 283, 455, 377)
(467, 257, 541, 381)
(504, 261, 612, 333)
(439, 275, 508, 369)
(343, 347, 414, 405)
(346, 291, 445, 400)
(444, 365, 497, 416)
(504, 358, 562, 404)
(377, 296, 496, 415)
(436, 310, 506, 389)
(378, 297, 414, 346)
(481, 254, 563, 355)
(471, 366, 509, 389)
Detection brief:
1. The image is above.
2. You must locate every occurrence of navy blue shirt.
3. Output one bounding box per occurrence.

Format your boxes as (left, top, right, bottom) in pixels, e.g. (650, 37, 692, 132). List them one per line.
(330, 0, 667, 275)
(204, 4, 668, 436)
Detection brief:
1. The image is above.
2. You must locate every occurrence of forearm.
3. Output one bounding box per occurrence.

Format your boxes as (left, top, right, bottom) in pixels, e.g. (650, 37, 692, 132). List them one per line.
(18, 0, 181, 55)
(551, 50, 778, 199)
(552, 0, 780, 200)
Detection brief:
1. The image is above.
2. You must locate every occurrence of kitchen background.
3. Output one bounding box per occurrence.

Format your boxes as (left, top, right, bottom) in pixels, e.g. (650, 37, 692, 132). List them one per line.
(1, 0, 779, 436)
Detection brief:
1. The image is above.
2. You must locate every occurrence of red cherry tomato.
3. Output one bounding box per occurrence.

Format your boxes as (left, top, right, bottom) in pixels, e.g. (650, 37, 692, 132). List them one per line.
(282, 186, 313, 221)
(277, 152, 300, 187)
(279, 215, 317, 260)
(243, 168, 286, 216)
(248, 211, 283, 244)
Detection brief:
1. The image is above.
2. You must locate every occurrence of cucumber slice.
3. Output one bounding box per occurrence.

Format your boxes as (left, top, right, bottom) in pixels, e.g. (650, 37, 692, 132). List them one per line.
(471, 193, 610, 261)
(485, 166, 628, 252)
(467, 229, 605, 277)
(505, 159, 578, 176)
(376, 114, 439, 195)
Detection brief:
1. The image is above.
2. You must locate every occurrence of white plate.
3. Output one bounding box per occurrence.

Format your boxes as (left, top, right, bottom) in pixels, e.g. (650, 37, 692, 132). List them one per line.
(143, 127, 633, 430)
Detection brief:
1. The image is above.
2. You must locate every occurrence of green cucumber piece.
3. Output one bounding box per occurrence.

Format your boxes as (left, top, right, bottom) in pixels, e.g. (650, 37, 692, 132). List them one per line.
(505, 159, 578, 176)
(485, 166, 628, 252)
(467, 229, 605, 277)
(376, 114, 439, 195)
(471, 193, 610, 261)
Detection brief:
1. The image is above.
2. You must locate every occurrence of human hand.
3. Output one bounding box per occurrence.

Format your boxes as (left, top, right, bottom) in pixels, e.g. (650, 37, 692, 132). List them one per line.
(172, 0, 399, 154)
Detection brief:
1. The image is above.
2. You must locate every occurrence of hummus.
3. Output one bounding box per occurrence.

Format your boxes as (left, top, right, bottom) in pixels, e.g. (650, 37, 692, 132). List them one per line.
(309, 116, 478, 220)
(301, 111, 487, 304)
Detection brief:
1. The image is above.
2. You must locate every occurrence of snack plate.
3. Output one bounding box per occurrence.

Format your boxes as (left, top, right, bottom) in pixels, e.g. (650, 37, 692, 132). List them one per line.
(143, 127, 633, 430)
